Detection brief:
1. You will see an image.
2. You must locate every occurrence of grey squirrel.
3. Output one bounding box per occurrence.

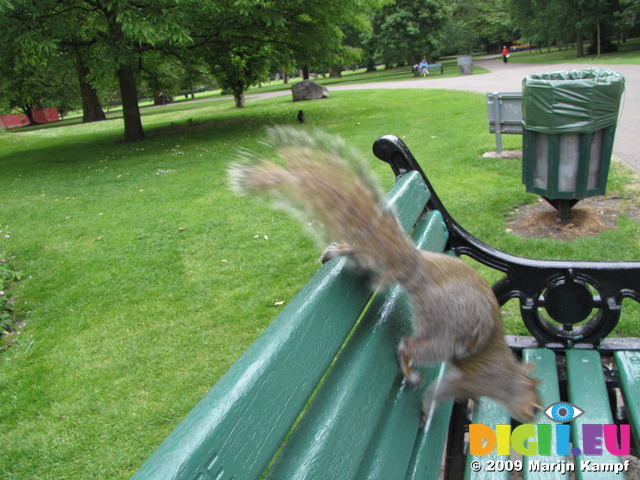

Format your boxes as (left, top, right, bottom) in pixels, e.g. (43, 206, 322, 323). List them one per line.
(229, 127, 541, 424)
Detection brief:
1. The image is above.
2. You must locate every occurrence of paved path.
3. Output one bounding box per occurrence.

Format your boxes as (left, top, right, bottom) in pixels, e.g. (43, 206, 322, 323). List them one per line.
(327, 58, 640, 174)
(256, 58, 638, 174)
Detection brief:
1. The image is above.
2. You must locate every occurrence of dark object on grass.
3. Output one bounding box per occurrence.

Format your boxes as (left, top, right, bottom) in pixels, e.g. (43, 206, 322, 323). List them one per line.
(297, 110, 306, 123)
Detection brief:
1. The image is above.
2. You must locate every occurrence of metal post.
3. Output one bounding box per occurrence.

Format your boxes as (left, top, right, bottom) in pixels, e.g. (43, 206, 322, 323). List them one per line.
(492, 92, 503, 153)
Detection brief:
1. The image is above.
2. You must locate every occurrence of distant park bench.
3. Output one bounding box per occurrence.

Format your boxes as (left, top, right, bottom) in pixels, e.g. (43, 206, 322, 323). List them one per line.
(130, 135, 640, 480)
(413, 63, 444, 76)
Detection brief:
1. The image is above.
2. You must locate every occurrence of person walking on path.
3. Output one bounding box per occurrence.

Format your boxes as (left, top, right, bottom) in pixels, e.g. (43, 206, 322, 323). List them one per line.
(502, 46, 510, 63)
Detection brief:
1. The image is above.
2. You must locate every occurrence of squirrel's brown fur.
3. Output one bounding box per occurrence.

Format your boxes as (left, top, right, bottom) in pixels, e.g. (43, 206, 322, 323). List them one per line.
(229, 127, 541, 424)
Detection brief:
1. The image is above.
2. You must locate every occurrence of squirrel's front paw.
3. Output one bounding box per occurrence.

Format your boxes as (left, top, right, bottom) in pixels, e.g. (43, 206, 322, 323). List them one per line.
(403, 371, 423, 388)
(320, 243, 342, 264)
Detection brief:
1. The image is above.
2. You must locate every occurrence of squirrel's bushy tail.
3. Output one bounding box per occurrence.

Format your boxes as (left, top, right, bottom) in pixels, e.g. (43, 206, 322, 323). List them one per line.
(229, 127, 421, 283)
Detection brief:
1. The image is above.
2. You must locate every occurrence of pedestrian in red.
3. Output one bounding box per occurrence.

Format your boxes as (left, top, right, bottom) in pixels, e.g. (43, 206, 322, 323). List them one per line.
(502, 46, 509, 63)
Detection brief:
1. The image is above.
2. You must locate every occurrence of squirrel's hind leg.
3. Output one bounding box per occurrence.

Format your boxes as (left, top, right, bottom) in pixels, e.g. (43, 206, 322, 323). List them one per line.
(397, 335, 455, 388)
(398, 335, 454, 367)
(419, 367, 463, 428)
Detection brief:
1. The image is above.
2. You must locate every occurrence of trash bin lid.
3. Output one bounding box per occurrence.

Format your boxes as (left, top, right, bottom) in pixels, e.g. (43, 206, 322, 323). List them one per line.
(522, 68, 625, 134)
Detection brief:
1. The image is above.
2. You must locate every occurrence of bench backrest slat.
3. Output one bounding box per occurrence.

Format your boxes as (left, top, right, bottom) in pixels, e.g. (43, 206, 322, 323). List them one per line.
(131, 171, 430, 480)
(465, 398, 512, 479)
(375, 364, 454, 480)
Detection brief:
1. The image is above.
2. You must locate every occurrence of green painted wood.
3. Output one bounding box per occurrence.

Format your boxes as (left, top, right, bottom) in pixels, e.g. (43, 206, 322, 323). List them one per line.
(575, 133, 592, 198)
(566, 349, 626, 480)
(403, 364, 454, 480)
(547, 134, 561, 198)
(354, 369, 426, 480)
(614, 351, 640, 449)
(594, 125, 617, 196)
(355, 214, 452, 480)
(465, 398, 511, 480)
(264, 210, 449, 480)
(522, 130, 536, 188)
(390, 171, 432, 234)
(522, 349, 569, 480)
(130, 171, 430, 480)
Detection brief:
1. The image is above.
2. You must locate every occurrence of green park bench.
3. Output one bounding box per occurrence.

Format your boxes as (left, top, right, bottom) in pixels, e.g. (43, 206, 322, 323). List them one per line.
(428, 63, 444, 74)
(130, 135, 640, 479)
(413, 63, 444, 76)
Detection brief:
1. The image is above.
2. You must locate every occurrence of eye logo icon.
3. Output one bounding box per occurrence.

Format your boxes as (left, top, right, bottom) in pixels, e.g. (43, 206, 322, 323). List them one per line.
(544, 402, 584, 423)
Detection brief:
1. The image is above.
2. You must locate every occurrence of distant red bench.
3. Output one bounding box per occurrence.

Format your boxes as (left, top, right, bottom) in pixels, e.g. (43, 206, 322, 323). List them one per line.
(0, 108, 59, 129)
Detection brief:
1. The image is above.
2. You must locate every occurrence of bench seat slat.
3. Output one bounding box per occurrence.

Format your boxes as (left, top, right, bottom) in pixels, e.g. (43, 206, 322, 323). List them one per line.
(614, 351, 640, 449)
(523, 348, 569, 480)
(265, 210, 450, 480)
(131, 172, 430, 480)
(465, 398, 511, 479)
(566, 350, 626, 480)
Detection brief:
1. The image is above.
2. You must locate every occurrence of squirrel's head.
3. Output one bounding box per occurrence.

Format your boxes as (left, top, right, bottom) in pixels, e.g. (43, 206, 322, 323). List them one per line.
(505, 362, 542, 423)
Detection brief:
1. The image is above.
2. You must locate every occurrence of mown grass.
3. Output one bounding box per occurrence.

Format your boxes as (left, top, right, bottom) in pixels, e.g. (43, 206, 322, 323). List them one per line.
(1, 86, 639, 479)
(509, 37, 640, 65)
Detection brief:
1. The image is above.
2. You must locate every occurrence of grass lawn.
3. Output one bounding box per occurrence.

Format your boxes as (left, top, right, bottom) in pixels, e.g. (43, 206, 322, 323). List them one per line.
(508, 37, 640, 65)
(1, 83, 639, 478)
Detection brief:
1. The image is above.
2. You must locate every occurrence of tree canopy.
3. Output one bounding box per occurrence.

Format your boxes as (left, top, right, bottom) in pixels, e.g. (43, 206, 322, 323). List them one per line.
(1, 0, 640, 141)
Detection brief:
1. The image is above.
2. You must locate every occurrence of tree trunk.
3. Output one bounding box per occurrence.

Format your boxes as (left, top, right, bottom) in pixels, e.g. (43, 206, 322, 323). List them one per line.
(576, 28, 584, 58)
(302, 65, 309, 80)
(77, 58, 106, 123)
(117, 63, 144, 142)
(21, 105, 41, 125)
(233, 90, 245, 108)
(329, 66, 342, 78)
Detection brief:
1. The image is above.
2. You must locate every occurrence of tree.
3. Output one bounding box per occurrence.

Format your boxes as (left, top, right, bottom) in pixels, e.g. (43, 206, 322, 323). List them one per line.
(509, 0, 629, 58)
(191, 0, 381, 105)
(443, 0, 515, 54)
(2, 0, 384, 137)
(0, 4, 85, 121)
(0, 1, 108, 123)
(508, 0, 574, 52)
(211, 48, 272, 108)
(1, 0, 196, 141)
(616, 0, 640, 39)
(368, 0, 451, 67)
(576, 0, 620, 56)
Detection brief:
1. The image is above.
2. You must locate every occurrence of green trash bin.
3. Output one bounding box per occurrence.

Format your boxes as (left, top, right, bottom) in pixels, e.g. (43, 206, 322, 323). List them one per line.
(521, 68, 625, 219)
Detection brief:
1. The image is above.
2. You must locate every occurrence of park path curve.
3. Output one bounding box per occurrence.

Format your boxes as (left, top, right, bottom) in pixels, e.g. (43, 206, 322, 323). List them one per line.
(255, 58, 640, 175)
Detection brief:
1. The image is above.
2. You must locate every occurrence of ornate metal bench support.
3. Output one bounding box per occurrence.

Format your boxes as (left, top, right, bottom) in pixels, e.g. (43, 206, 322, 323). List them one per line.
(373, 135, 640, 349)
